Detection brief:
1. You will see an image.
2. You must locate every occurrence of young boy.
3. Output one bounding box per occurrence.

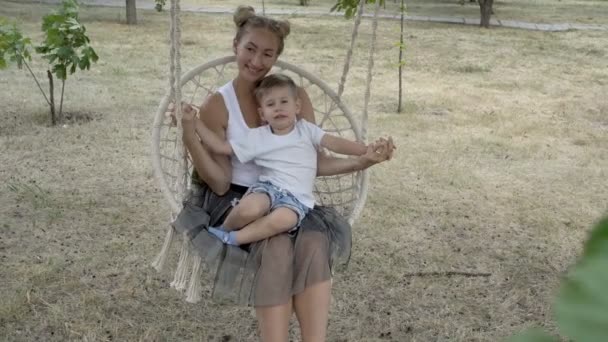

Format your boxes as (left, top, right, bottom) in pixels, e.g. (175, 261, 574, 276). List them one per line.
(194, 74, 367, 246)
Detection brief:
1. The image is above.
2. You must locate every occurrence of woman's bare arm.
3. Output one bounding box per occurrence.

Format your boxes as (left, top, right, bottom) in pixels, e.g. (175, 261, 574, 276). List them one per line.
(194, 119, 233, 156)
(182, 94, 232, 195)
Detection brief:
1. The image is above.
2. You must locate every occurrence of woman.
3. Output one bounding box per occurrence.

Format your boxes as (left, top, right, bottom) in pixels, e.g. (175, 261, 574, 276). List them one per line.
(179, 6, 394, 342)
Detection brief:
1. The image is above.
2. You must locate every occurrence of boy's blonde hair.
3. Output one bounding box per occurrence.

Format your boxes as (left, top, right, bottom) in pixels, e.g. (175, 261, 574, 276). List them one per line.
(254, 74, 298, 102)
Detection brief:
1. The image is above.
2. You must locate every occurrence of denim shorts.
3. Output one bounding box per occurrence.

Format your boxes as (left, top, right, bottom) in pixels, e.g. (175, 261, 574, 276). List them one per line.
(245, 180, 310, 229)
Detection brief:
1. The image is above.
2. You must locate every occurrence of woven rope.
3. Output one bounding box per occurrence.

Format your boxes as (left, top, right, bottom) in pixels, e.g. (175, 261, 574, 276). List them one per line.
(171, 0, 187, 202)
(361, 0, 381, 143)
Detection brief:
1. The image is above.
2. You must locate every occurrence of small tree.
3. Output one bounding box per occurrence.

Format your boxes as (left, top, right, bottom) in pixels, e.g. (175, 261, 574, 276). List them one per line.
(331, 0, 406, 113)
(0, 0, 98, 125)
(397, 0, 406, 113)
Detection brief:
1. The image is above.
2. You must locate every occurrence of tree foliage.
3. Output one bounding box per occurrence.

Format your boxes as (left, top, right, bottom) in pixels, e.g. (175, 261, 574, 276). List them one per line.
(0, 21, 32, 69)
(155, 0, 166, 12)
(330, 0, 385, 19)
(36, 0, 98, 80)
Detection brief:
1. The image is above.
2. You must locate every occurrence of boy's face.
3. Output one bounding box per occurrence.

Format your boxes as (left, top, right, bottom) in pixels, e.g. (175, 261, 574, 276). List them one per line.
(258, 86, 300, 131)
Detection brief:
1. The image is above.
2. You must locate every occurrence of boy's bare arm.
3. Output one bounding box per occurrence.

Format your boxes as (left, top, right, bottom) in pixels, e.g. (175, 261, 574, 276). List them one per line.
(194, 119, 233, 156)
(320, 134, 367, 156)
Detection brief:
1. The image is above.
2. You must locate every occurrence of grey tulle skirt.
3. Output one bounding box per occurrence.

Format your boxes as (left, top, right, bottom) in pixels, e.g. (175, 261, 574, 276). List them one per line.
(172, 180, 352, 307)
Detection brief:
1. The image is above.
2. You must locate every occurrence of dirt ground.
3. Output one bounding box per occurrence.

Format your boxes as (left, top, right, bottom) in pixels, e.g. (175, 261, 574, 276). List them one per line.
(1, 2, 607, 341)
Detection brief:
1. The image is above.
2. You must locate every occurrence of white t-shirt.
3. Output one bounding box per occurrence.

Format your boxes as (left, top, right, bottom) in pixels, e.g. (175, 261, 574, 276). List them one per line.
(230, 119, 325, 208)
(218, 81, 262, 187)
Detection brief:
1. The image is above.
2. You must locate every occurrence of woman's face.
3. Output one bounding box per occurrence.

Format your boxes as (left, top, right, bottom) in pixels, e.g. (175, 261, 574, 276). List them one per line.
(234, 28, 280, 82)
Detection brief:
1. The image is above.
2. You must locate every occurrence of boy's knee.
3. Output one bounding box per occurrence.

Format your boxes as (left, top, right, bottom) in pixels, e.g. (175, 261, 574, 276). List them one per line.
(237, 201, 268, 221)
(269, 208, 298, 232)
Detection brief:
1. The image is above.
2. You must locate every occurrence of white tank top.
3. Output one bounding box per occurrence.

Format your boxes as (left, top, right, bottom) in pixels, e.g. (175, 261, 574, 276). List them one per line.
(218, 81, 262, 187)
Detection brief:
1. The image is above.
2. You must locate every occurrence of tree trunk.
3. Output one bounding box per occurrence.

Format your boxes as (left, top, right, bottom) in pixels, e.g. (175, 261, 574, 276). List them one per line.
(299, 0, 308, 6)
(397, 0, 405, 113)
(126, 0, 137, 25)
(59, 80, 65, 123)
(47, 70, 56, 125)
(479, 0, 494, 28)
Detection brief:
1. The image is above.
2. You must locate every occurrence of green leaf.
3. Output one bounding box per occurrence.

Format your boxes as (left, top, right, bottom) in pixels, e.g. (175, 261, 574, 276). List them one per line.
(78, 57, 88, 70)
(53, 63, 67, 80)
(582, 217, 608, 260)
(35, 45, 48, 54)
(48, 53, 58, 64)
(506, 328, 557, 342)
(45, 30, 63, 47)
(555, 217, 608, 342)
(89, 48, 98, 62)
(42, 14, 63, 31)
(0, 57, 7, 69)
(56, 46, 74, 59)
(66, 17, 80, 30)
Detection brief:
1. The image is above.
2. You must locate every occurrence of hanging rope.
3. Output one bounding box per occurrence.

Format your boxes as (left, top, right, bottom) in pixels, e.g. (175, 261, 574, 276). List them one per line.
(336, 0, 365, 99)
(151, 0, 185, 272)
(361, 0, 381, 143)
(171, 0, 187, 197)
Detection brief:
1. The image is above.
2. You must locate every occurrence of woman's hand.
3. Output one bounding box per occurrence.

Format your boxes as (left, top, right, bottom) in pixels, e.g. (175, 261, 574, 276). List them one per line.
(181, 102, 198, 124)
(165, 102, 199, 131)
(357, 136, 396, 170)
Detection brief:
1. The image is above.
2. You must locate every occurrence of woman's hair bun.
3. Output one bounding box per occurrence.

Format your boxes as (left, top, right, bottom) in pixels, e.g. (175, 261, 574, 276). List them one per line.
(276, 20, 291, 38)
(234, 5, 256, 27)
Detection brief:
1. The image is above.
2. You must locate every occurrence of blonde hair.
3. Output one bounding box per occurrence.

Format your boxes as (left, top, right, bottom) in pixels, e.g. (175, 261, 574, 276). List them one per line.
(254, 74, 298, 102)
(233, 5, 291, 55)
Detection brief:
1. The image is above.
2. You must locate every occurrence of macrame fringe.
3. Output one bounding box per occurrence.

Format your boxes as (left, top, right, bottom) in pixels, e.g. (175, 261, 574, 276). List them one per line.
(151, 226, 175, 272)
(185, 256, 203, 303)
(170, 233, 192, 291)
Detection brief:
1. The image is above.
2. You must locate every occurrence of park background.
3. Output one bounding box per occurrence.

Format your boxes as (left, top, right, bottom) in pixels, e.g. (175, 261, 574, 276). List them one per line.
(1, 0, 607, 340)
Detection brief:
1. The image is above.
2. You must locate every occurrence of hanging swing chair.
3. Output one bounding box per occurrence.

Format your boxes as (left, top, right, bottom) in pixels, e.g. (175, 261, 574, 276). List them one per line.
(151, 0, 382, 303)
(152, 57, 368, 223)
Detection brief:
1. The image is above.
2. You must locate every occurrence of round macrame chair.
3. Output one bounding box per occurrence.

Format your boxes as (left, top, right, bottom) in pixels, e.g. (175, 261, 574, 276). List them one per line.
(151, 56, 368, 224)
(150, 0, 383, 303)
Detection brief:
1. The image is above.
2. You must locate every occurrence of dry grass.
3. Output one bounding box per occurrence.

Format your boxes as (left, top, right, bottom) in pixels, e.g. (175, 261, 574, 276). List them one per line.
(1, 2, 608, 341)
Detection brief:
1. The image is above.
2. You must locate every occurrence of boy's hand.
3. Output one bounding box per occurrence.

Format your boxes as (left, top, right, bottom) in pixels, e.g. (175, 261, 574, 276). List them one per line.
(357, 136, 396, 170)
(372, 137, 396, 160)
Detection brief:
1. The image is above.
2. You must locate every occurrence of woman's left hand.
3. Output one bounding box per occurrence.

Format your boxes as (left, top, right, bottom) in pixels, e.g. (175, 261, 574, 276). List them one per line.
(164, 102, 199, 128)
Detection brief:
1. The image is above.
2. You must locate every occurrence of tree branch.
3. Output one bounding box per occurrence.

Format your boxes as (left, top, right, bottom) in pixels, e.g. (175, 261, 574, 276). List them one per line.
(59, 79, 65, 121)
(22, 58, 52, 106)
(403, 271, 492, 278)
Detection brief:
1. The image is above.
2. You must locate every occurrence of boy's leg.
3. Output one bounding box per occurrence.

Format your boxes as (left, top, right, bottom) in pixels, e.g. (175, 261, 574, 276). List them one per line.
(208, 193, 271, 244)
(222, 193, 271, 231)
(233, 208, 298, 245)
